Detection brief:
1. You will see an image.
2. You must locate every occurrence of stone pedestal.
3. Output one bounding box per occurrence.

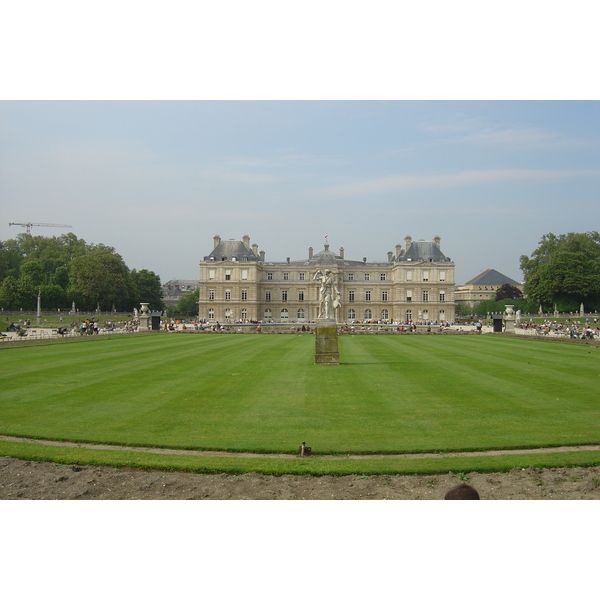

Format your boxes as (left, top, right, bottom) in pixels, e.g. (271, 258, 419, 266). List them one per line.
(314, 323, 340, 365)
(504, 305, 515, 333)
(138, 315, 150, 331)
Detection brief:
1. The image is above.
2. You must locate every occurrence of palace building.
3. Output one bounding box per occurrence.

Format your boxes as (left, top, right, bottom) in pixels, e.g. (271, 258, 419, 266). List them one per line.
(454, 268, 523, 309)
(198, 235, 455, 324)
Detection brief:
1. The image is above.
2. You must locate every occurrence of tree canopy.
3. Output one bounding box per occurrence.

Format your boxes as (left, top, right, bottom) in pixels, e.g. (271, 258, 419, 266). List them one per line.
(173, 288, 199, 316)
(0, 233, 164, 312)
(495, 284, 523, 301)
(520, 232, 600, 312)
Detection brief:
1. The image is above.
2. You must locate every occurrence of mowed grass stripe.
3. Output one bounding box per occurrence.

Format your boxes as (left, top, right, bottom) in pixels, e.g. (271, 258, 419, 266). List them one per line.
(337, 335, 600, 450)
(1, 334, 599, 454)
(0, 334, 317, 449)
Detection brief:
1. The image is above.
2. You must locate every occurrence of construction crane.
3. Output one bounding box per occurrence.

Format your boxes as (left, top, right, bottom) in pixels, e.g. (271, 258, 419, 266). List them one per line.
(9, 222, 73, 235)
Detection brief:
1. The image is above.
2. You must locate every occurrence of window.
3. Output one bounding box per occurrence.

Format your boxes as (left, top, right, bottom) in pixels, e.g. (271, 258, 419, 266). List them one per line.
(264, 308, 272, 321)
(241, 309, 247, 320)
(365, 290, 371, 301)
(280, 309, 289, 321)
(208, 308, 215, 319)
(439, 270, 446, 282)
(299, 272, 305, 281)
(365, 309, 372, 320)
(283, 272, 289, 281)
(225, 309, 233, 319)
(406, 271, 413, 282)
(241, 289, 248, 301)
(267, 272, 273, 281)
(208, 289, 215, 300)
(423, 270, 429, 282)
(406, 310, 412, 321)
(380, 273, 386, 281)
(348, 273, 354, 281)
(225, 289, 231, 301)
(422, 290, 429, 302)
(208, 269, 215, 280)
(225, 270, 231, 281)
(364, 273, 370, 281)
(439, 290, 445, 302)
(348, 309, 356, 320)
(282, 290, 288, 302)
(297, 309, 305, 320)
(406, 290, 413, 302)
(382, 290, 388, 301)
(381, 309, 389, 320)
(298, 290, 304, 301)
(241, 269, 248, 281)
(348, 290, 355, 302)
(265, 291, 271, 302)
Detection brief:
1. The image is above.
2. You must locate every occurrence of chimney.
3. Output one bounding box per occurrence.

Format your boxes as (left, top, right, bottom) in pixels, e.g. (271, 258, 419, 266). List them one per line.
(259, 250, 265, 262)
(242, 235, 250, 249)
(395, 244, 402, 259)
(433, 236, 441, 248)
(252, 243, 258, 256)
(387, 251, 393, 262)
(213, 235, 221, 249)
(339, 247, 345, 259)
(404, 236, 412, 252)
(308, 247, 313, 259)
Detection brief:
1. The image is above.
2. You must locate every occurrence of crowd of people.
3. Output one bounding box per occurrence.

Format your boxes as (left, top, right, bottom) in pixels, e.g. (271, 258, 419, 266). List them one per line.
(515, 318, 599, 339)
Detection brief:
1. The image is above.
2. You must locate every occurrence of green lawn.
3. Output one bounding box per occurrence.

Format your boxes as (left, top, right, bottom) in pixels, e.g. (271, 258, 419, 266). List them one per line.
(1, 333, 599, 473)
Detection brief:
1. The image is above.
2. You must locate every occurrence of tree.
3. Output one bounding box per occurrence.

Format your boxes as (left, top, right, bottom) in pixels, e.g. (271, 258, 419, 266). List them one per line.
(67, 248, 135, 311)
(15, 275, 37, 311)
(495, 284, 523, 301)
(175, 289, 199, 316)
(0, 239, 23, 280)
(0, 276, 20, 310)
(130, 269, 164, 312)
(520, 232, 600, 311)
(472, 297, 533, 317)
(39, 284, 68, 310)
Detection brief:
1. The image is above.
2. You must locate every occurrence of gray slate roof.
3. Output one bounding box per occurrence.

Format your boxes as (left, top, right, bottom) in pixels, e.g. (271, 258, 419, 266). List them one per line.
(398, 240, 451, 263)
(204, 240, 258, 262)
(464, 268, 520, 286)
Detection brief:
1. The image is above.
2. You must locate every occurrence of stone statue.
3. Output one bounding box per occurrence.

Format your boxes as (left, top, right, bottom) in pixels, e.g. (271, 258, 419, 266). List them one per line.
(516, 309, 521, 321)
(314, 269, 339, 320)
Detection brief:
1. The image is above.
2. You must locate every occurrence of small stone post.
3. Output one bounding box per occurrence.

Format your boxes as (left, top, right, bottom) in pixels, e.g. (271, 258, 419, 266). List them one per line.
(504, 304, 515, 333)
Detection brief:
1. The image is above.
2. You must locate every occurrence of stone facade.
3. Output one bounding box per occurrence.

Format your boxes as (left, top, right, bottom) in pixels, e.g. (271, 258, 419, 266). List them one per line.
(162, 279, 200, 307)
(198, 235, 455, 324)
(454, 269, 523, 309)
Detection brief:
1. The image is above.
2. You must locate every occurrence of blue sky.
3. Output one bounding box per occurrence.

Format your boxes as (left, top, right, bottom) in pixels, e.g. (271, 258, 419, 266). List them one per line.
(1, 101, 598, 285)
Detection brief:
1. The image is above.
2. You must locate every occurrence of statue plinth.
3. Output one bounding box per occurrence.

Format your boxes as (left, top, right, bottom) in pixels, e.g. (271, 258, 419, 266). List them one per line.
(314, 324, 340, 365)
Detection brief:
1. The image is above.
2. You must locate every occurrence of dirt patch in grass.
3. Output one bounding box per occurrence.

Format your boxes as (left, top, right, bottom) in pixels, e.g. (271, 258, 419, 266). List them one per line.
(1, 456, 599, 499)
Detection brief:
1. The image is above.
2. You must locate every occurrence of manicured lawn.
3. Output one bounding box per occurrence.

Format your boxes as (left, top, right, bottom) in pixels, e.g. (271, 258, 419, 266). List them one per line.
(1, 333, 599, 460)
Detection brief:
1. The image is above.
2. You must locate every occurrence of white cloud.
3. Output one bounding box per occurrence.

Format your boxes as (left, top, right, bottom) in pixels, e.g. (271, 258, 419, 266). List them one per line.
(317, 168, 600, 197)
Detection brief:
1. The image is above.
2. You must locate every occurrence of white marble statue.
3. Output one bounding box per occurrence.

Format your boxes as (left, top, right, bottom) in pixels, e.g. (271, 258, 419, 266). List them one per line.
(314, 269, 339, 320)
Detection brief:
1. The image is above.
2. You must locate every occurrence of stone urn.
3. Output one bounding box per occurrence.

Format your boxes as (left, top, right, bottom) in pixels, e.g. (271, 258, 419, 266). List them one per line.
(140, 303, 149, 315)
